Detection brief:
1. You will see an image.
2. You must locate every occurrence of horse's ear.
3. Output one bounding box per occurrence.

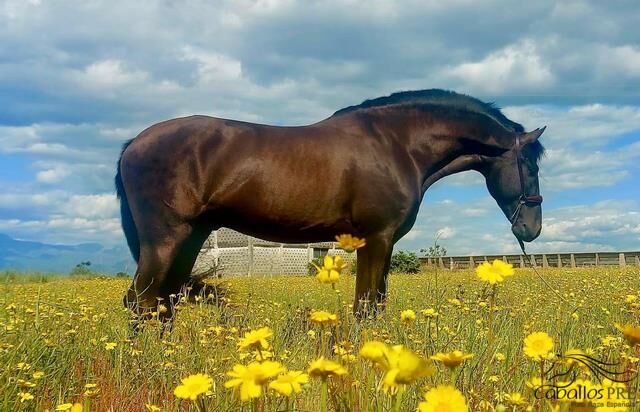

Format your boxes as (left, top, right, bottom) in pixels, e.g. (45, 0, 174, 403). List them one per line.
(520, 126, 546, 145)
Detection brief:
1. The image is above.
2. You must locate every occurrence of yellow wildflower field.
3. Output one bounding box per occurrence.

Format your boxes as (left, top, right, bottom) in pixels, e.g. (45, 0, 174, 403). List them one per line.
(1, 266, 639, 411)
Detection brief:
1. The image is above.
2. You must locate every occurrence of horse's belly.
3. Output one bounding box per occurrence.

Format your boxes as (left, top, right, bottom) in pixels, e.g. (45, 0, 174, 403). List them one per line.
(216, 205, 354, 244)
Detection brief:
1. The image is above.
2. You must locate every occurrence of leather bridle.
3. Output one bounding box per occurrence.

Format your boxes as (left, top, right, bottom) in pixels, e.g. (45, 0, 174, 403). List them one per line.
(509, 133, 543, 226)
(508, 131, 575, 312)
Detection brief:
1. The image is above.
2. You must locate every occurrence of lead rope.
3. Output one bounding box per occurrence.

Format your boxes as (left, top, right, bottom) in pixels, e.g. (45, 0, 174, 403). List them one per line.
(517, 238, 580, 315)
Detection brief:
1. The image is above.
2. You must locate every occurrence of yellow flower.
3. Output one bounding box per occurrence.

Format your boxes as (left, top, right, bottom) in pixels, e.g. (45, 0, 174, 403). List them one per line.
(32, 371, 45, 380)
(104, 342, 117, 351)
(526, 376, 542, 390)
(615, 323, 640, 346)
(307, 357, 347, 379)
(174, 373, 213, 400)
(625, 295, 637, 304)
(359, 341, 388, 364)
(18, 392, 34, 403)
(506, 392, 526, 406)
(71, 404, 83, 412)
(400, 309, 416, 324)
(55, 404, 74, 411)
(381, 345, 435, 392)
(421, 308, 438, 318)
(315, 255, 347, 284)
(476, 259, 514, 284)
(145, 404, 162, 412)
(523, 332, 554, 360)
(238, 327, 273, 351)
(494, 352, 506, 362)
(430, 350, 474, 369)
(335, 234, 366, 252)
(360, 341, 434, 390)
(309, 310, 338, 326)
(16, 362, 31, 370)
(268, 371, 309, 397)
(225, 361, 284, 401)
(418, 385, 469, 412)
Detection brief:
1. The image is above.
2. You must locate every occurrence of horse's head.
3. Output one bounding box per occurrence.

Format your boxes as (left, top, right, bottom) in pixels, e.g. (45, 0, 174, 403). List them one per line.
(481, 127, 546, 243)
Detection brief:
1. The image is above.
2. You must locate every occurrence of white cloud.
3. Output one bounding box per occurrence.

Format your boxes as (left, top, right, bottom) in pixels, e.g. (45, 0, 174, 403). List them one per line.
(78, 59, 149, 89)
(66, 194, 119, 219)
(445, 40, 554, 94)
(0, 217, 122, 245)
(181, 47, 243, 84)
(0, 191, 120, 244)
(36, 166, 70, 183)
(503, 104, 640, 147)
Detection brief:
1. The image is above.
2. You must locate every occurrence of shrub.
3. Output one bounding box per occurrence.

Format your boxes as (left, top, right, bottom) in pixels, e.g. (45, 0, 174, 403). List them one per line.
(70, 261, 92, 277)
(307, 257, 324, 276)
(389, 251, 421, 274)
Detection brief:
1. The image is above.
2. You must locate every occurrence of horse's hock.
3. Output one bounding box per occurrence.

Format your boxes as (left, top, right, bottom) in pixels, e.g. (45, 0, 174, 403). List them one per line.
(193, 228, 355, 276)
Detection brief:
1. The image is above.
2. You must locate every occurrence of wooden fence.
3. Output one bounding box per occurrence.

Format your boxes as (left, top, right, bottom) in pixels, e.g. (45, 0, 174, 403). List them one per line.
(419, 251, 640, 270)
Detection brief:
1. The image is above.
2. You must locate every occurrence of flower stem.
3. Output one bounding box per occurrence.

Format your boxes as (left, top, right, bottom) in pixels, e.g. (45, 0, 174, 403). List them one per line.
(320, 379, 328, 412)
(538, 359, 545, 412)
(195, 396, 205, 412)
(392, 386, 404, 412)
(488, 284, 497, 346)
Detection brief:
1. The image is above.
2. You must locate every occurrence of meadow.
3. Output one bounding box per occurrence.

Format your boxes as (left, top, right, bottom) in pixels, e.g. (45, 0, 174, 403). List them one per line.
(1, 263, 640, 411)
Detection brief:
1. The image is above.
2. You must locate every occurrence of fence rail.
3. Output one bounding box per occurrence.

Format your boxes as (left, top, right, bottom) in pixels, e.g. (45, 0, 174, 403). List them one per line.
(198, 229, 639, 275)
(419, 251, 640, 270)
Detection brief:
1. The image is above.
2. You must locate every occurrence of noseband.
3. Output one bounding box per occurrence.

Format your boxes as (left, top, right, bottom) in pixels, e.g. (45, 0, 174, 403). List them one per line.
(510, 134, 543, 225)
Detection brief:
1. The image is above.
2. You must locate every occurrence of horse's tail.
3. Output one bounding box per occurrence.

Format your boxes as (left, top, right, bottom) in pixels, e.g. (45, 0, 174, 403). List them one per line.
(115, 139, 140, 263)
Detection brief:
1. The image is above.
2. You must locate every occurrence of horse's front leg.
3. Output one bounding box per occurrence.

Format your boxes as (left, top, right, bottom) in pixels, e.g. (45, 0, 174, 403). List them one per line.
(353, 234, 393, 318)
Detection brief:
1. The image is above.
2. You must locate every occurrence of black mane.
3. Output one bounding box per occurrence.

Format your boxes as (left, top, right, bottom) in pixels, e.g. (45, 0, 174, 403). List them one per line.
(333, 88, 545, 163)
(333, 89, 524, 132)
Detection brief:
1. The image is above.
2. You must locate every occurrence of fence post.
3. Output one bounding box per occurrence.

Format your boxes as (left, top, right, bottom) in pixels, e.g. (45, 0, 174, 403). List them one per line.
(469, 256, 475, 268)
(557, 254, 562, 268)
(531, 254, 537, 267)
(438, 257, 444, 268)
(542, 254, 549, 268)
(213, 230, 219, 267)
(520, 255, 525, 268)
(570, 254, 576, 268)
(595, 253, 599, 266)
(636, 255, 640, 266)
(247, 237, 254, 276)
(619, 253, 626, 267)
(449, 257, 454, 270)
(307, 245, 313, 263)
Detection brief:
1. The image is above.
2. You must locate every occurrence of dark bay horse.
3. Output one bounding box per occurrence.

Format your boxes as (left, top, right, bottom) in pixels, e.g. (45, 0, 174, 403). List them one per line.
(115, 89, 545, 321)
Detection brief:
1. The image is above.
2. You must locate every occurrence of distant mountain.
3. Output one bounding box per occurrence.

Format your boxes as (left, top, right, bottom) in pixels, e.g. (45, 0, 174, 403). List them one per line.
(0, 233, 133, 274)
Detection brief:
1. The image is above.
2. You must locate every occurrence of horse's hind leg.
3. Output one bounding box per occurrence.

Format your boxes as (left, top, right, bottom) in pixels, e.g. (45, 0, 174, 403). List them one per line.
(124, 222, 193, 332)
(157, 223, 214, 328)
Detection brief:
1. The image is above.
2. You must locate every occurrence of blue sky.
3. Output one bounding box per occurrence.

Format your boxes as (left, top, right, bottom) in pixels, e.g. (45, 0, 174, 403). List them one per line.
(0, 0, 639, 255)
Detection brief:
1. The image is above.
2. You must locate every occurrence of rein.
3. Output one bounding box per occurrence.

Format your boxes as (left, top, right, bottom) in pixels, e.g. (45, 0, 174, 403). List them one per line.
(510, 134, 579, 313)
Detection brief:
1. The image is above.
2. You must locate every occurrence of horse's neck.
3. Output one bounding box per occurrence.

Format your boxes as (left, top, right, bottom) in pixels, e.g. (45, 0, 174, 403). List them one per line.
(379, 110, 490, 191)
